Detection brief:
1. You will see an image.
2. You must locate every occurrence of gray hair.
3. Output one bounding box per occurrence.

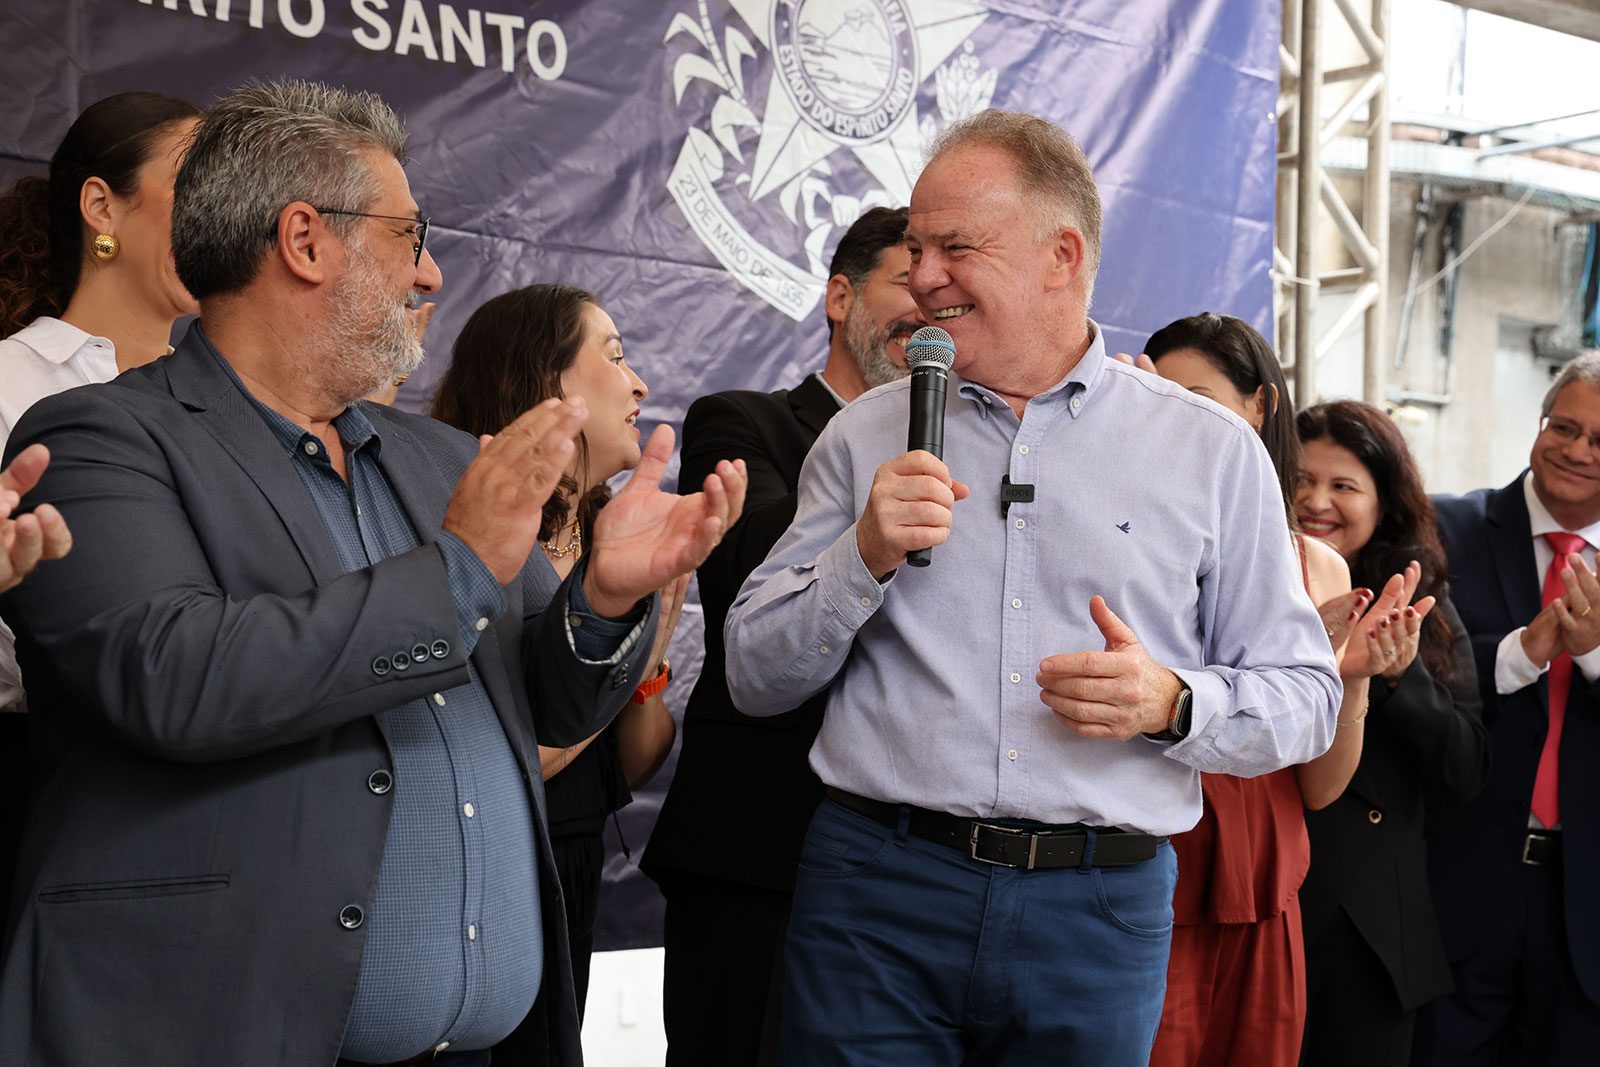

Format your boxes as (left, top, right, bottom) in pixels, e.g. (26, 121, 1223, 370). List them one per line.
(172, 79, 408, 301)
(1543, 352, 1600, 417)
(926, 109, 1102, 298)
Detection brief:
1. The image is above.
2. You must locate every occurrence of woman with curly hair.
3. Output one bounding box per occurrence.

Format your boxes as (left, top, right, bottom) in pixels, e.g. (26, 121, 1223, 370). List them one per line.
(1295, 400, 1490, 1066)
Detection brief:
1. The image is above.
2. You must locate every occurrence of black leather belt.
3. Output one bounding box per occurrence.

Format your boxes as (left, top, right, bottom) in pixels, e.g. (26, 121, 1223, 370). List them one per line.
(1523, 829, 1561, 868)
(826, 788, 1164, 870)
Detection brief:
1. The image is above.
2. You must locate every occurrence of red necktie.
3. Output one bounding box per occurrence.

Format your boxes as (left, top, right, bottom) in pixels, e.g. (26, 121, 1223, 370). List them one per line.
(1535, 531, 1589, 827)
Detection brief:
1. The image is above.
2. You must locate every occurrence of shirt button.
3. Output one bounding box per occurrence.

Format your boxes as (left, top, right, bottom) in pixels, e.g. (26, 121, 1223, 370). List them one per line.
(436, 1043, 451, 1054)
(303, 440, 319, 456)
(1007, 749, 1019, 761)
(475, 617, 489, 632)
(463, 802, 476, 818)
(1019, 444, 1030, 455)
(433, 692, 446, 707)
(1015, 519, 1026, 529)
(1367, 809, 1383, 825)
(1011, 598, 1023, 609)
(819, 645, 830, 655)
(1009, 672, 1021, 684)
(981, 396, 992, 405)
(1070, 396, 1083, 411)
(467, 924, 477, 941)
(339, 904, 364, 930)
(859, 596, 872, 608)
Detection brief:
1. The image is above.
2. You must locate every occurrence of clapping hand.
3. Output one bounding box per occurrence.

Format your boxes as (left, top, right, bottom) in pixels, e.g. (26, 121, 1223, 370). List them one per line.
(1338, 563, 1436, 682)
(1, 444, 73, 595)
(645, 573, 690, 674)
(585, 424, 746, 618)
(1316, 587, 1373, 653)
(1520, 551, 1600, 663)
(1549, 551, 1600, 658)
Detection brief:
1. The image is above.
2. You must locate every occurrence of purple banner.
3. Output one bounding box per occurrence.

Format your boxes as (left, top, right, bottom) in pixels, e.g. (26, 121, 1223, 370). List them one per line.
(0, 0, 1278, 949)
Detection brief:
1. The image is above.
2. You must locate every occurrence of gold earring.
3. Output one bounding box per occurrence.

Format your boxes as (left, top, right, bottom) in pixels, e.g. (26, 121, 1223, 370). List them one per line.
(91, 233, 120, 261)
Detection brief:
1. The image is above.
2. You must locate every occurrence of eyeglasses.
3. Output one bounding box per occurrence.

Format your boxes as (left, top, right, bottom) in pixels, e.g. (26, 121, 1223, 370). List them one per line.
(313, 208, 430, 266)
(1541, 415, 1600, 450)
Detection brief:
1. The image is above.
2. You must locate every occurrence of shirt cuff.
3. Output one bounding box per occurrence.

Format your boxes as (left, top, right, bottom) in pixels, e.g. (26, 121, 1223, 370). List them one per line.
(1495, 627, 1547, 695)
(565, 557, 650, 666)
(435, 531, 508, 654)
(1574, 642, 1600, 684)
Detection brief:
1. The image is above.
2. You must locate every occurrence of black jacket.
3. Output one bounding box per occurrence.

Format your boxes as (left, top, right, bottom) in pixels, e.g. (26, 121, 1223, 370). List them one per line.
(1299, 593, 1489, 1010)
(643, 375, 839, 893)
(1431, 476, 1600, 1005)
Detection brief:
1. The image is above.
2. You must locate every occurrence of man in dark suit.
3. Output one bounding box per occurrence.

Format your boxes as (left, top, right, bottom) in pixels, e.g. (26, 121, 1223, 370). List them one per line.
(1424, 352, 1600, 1065)
(0, 80, 744, 1066)
(642, 206, 919, 1066)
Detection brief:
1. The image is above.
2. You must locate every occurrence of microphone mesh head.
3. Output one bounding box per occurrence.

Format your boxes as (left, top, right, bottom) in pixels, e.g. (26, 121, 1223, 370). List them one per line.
(906, 325, 956, 370)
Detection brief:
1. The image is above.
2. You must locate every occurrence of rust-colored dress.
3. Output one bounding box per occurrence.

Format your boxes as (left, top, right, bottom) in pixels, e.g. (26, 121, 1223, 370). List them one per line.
(1148, 538, 1315, 1067)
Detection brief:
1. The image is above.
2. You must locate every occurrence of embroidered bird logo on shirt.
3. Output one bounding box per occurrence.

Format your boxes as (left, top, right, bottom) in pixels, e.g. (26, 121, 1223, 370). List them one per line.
(1116, 521, 1131, 533)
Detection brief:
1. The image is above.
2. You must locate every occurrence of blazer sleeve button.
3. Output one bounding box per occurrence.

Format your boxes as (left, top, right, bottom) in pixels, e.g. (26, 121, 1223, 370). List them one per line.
(411, 643, 431, 663)
(392, 651, 412, 672)
(339, 904, 365, 929)
(371, 657, 392, 677)
(432, 639, 451, 659)
(367, 770, 393, 795)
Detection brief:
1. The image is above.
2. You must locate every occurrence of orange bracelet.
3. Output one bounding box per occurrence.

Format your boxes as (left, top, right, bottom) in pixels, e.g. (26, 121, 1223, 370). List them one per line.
(631, 658, 671, 703)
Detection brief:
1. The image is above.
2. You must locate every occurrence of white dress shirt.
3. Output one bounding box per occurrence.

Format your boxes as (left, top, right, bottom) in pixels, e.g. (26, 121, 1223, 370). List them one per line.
(1493, 471, 1600, 695)
(0, 317, 121, 712)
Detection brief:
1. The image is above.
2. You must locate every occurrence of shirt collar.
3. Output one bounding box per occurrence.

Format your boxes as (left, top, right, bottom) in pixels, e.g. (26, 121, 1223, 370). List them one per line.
(198, 328, 381, 459)
(810, 371, 848, 411)
(956, 319, 1106, 418)
(1523, 469, 1600, 545)
(9, 316, 115, 366)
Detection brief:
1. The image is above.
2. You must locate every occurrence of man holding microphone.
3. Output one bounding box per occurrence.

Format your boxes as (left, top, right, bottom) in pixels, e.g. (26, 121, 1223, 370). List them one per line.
(724, 109, 1340, 1065)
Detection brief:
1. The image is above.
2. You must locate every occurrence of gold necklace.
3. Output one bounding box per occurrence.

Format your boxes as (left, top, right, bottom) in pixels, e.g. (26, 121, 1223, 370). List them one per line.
(541, 523, 583, 559)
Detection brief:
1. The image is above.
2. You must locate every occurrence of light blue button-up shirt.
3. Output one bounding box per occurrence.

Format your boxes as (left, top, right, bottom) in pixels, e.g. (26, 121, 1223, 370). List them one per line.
(724, 325, 1340, 837)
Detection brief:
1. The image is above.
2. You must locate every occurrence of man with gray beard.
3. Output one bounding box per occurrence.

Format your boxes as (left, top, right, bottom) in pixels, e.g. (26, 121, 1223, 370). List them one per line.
(0, 80, 747, 1066)
(642, 205, 919, 1067)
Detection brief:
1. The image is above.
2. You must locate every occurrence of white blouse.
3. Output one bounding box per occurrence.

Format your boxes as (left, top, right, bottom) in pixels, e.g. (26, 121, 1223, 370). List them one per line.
(0, 316, 121, 712)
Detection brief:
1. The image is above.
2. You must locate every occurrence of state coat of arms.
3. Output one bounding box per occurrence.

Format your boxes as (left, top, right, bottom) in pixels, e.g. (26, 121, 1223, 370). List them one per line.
(665, 0, 997, 320)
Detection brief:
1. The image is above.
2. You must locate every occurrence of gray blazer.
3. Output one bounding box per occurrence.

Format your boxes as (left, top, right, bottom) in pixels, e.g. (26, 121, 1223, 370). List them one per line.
(0, 329, 655, 1065)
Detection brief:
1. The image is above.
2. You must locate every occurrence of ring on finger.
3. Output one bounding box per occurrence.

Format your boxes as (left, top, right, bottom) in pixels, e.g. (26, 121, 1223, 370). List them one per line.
(1583, 606, 1594, 618)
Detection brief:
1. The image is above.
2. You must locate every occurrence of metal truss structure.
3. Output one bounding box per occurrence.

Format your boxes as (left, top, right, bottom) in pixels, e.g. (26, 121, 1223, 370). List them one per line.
(1276, 0, 1392, 407)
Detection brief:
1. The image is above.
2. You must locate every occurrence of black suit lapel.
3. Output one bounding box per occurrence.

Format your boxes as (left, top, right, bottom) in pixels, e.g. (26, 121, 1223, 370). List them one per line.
(788, 374, 843, 440)
(1486, 475, 1541, 627)
(164, 329, 344, 586)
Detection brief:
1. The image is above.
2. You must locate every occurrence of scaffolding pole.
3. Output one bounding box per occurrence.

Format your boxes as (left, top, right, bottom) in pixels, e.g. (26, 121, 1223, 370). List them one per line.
(1276, 0, 1391, 407)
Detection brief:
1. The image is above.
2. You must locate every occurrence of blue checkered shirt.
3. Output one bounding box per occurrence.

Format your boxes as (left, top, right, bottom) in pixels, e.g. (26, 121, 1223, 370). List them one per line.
(211, 348, 636, 1061)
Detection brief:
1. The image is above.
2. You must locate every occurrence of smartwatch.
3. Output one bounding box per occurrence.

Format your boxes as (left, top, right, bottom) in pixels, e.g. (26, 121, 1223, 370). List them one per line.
(1146, 682, 1193, 743)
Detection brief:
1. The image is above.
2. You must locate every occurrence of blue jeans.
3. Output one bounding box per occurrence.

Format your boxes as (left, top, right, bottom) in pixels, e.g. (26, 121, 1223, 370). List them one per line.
(780, 799, 1176, 1066)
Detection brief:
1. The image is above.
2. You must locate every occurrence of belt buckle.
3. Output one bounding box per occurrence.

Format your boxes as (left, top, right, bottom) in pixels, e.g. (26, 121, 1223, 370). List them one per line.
(968, 823, 1038, 870)
(1523, 831, 1551, 866)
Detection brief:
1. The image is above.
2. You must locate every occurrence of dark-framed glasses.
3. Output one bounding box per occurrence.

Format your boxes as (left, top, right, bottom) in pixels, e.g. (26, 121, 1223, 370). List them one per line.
(1541, 415, 1600, 450)
(314, 208, 430, 266)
